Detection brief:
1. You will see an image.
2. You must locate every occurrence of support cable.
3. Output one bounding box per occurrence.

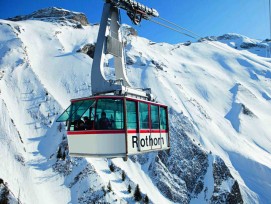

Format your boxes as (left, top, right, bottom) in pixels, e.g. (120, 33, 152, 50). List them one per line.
(149, 17, 233, 53)
(148, 18, 198, 40)
(157, 16, 202, 39)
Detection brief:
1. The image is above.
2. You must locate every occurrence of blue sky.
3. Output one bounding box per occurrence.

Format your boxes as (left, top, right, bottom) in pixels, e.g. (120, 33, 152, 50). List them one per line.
(0, 0, 270, 44)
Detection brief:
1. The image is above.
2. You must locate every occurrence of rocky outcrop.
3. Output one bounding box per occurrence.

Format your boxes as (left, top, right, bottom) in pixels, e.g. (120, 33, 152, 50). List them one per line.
(0, 180, 18, 204)
(211, 157, 243, 204)
(199, 33, 269, 53)
(76, 43, 95, 58)
(136, 109, 244, 203)
(7, 7, 89, 27)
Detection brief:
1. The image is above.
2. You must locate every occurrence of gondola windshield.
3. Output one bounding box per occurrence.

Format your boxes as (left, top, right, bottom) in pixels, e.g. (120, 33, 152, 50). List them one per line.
(56, 99, 96, 122)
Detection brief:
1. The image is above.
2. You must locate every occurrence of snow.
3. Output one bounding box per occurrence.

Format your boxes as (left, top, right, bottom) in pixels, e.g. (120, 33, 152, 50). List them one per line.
(125, 33, 271, 203)
(0, 11, 271, 204)
(87, 157, 173, 204)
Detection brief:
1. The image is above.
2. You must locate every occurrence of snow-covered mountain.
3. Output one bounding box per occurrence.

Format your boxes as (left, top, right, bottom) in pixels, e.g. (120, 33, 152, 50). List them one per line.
(0, 7, 271, 204)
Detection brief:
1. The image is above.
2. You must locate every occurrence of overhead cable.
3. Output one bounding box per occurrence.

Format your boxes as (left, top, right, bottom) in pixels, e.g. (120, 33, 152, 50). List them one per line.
(148, 17, 232, 53)
(148, 18, 198, 40)
(157, 16, 202, 39)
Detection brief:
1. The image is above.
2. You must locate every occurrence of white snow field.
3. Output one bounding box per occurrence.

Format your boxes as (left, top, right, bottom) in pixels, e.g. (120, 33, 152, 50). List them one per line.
(0, 8, 271, 204)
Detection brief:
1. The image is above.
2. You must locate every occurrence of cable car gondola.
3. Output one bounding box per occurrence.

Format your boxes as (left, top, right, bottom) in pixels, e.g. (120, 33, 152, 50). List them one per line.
(57, 95, 169, 158)
(57, 0, 170, 159)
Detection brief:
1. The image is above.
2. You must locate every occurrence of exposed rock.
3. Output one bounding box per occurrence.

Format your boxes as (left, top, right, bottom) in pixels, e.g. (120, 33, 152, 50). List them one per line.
(199, 33, 268, 51)
(226, 181, 244, 204)
(240, 42, 265, 49)
(121, 24, 138, 45)
(121, 25, 137, 37)
(137, 110, 209, 203)
(241, 104, 255, 117)
(212, 157, 233, 186)
(142, 109, 243, 203)
(151, 60, 166, 70)
(217, 34, 241, 41)
(77, 43, 95, 59)
(263, 39, 271, 43)
(7, 7, 89, 27)
(149, 155, 189, 203)
(198, 36, 217, 42)
(0, 183, 10, 204)
(0, 71, 4, 80)
(211, 157, 243, 204)
(183, 41, 192, 46)
(126, 55, 136, 65)
(0, 181, 17, 204)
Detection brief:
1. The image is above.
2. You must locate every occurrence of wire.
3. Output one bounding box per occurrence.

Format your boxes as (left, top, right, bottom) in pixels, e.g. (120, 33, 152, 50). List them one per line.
(148, 16, 260, 65)
(148, 13, 269, 58)
(158, 16, 202, 39)
(148, 16, 233, 53)
(148, 18, 198, 40)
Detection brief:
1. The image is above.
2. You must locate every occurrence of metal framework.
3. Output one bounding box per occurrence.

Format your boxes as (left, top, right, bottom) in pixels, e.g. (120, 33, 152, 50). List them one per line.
(108, 0, 159, 24)
(91, 0, 159, 100)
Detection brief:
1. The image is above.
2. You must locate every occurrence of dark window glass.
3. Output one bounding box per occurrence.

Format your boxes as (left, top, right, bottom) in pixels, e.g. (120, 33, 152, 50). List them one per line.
(160, 107, 167, 130)
(56, 105, 74, 122)
(56, 99, 96, 131)
(151, 105, 159, 129)
(139, 102, 149, 129)
(81, 107, 96, 130)
(126, 100, 137, 129)
(96, 98, 124, 130)
(75, 100, 95, 120)
(57, 99, 95, 122)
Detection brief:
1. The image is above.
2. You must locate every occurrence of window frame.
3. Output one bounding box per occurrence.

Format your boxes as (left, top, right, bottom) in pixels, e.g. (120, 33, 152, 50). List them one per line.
(57, 99, 96, 122)
(126, 99, 138, 130)
(159, 106, 168, 130)
(151, 104, 160, 129)
(95, 98, 124, 130)
(139, 102, 149, 129)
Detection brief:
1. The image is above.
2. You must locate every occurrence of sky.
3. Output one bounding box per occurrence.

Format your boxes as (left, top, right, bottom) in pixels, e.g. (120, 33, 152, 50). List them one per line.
(0, 0, 270, 44)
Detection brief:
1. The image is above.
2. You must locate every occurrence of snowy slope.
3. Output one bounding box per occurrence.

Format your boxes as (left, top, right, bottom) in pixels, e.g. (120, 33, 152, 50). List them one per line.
(125, 36, 271, 203)
(0, 7, 271, 204)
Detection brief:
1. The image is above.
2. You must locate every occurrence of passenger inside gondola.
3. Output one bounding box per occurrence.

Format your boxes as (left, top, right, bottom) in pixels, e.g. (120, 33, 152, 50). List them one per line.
(83, 116, 92, 130)
(74, 117, 84, 130)
(98, 111, 111, 129)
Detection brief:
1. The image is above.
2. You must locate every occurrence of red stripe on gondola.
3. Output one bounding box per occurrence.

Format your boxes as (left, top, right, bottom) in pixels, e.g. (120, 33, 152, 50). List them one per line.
(151, 130, 161, 133)
(68, 129, 168, 135)
(70, 95, 124, 102)
(127, 130, 137, 133)
(139, 130, 150, 133)
(127, 130, 168, 134)
(70, 95, 167, 107)
(68, 130, 125, 135)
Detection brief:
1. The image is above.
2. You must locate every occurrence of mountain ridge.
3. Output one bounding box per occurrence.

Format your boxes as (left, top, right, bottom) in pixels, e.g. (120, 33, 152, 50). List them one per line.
(7, 7, 89, 28)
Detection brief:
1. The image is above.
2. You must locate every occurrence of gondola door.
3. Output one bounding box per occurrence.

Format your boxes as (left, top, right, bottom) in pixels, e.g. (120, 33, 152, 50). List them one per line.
(138, 102, 152, 151)
(126, 99, 140, 154)
(150, 105, 162, 150)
